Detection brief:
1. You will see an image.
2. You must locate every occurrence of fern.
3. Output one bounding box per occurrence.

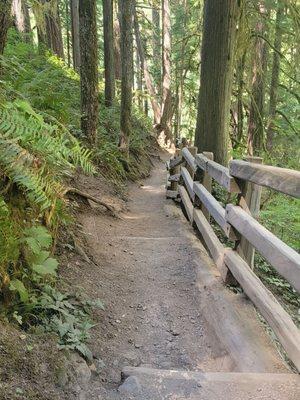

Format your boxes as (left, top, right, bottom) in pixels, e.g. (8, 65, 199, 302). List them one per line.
(0, 100, 94, 210)
(0, 198, 20, 288)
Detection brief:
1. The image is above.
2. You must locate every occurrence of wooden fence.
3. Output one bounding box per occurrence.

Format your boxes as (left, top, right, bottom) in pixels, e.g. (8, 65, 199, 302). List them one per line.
(166, 147, 300, 372)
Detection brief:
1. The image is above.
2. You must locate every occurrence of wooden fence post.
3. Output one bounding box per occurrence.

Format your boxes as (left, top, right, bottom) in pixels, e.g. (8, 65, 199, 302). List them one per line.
(170, 149, 181, 192)
(238, 156, 263, 269)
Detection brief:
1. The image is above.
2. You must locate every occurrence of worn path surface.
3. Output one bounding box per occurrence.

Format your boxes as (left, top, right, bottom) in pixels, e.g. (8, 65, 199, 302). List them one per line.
(73, 156, 298, 399)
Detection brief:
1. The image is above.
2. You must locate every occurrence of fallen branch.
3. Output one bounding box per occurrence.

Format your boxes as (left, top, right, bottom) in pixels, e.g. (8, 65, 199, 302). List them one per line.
(64, 187, 115, 213)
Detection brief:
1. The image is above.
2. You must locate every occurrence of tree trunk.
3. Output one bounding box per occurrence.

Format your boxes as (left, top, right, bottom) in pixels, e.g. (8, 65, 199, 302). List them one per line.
(79, 0, 99, 144)
(247, 3, 268, 156)
(194, 0, 240, 165)
(113, 2, 121, 80)
(152, 1, 161, 94)
(65, 0, 71, 67)
(174, 0, 188, 140)
(266, 1, 283, 151)
(135, 47, 143, 110)
(103, 0, 115, 107)
(70, 0, 80, 71)
(134, 8, 161, 124)
(34, 0, 64, 58)
(118, 0, 134, 153)
(11, 0, 31, 42)
(236, 52, 246, 144)
(45, 0, 64, 59)
(160, 0, 172, 142)
(0, 0, 12, 55)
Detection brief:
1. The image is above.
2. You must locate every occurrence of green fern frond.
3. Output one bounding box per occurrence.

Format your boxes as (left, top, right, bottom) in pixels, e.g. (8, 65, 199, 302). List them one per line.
(0, 100, 94, 211)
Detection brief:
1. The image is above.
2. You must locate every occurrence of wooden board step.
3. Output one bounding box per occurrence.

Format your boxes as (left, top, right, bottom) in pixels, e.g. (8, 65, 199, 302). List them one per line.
(119, 367, 300, 400)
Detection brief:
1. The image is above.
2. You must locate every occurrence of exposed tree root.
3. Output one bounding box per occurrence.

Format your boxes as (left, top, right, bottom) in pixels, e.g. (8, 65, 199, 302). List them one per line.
(64, 187, 115, 214)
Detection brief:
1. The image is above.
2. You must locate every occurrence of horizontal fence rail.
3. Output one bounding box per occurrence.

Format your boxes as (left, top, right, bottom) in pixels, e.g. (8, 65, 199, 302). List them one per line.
(166, 147, 300, 372)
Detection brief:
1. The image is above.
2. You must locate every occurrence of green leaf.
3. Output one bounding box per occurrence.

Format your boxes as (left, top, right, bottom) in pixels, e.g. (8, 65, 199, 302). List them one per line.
(24, 226, 52, 249)
(32, 257, 58, 276)
(14, 99, 43, 122)
(25, 237, 40, 254)
(75, 343, 93, 362)
(9, 279, 29, 302)
(32, 250, 50, 264)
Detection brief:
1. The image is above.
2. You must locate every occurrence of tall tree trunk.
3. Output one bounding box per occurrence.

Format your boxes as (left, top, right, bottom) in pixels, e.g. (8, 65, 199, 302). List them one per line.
(118, 0, 134, 153)
(79, 0, 99, 144)
(0, 0, 12, 55)
(113, 17, 121, 80)
(174, 0, 188, 140)
(134, 8, 161, 124)
(236, 51, 246, 144)
(70, 0, 80, 71)
(194, 0, 240, 165)
(11, 0, 31, 42)
(103, 0, 115, 107)
(152, 1, 161, 94)
(135, 47, 143, 110)
(160, 0, 172, 142)
(266, 1, 283, 151)
(247, 3, 268, 156)
(34, 0, 64, 58)
(65, 0, 71, 67)
(45, 0, 64, 58)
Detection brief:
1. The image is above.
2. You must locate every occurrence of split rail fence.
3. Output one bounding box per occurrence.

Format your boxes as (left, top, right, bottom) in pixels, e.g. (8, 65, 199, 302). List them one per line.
(166, 147, 300, 372)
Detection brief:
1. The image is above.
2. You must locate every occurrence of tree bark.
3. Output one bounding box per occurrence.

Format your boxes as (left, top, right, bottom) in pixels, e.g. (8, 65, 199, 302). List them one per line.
(79, 0, 99, 144)
(160, 0, 172, 142)
(236, 52, 246, 144)
(118, 0, 134, 153)
(34, 0, 64, 58)
(134, 8, 161, 124)
(0, 0, 12, 55)
(103, 0, 115, 107)
(152, 1, 161, 94)
(45, 0, 64, 58)
(113, 17, 121, 80)
(194, 0, 240, 165)
(247, 2, 268, 156)
(135, 46, 143, 109)
(11, 0, 31, 42)
(65, 0, 71, 67)
(70, 0, 80, 70)
(266, 1, 283, 151)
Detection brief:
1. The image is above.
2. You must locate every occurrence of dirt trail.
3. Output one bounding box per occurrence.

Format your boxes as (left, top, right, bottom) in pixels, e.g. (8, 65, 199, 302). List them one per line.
(69, 155, 289, 399)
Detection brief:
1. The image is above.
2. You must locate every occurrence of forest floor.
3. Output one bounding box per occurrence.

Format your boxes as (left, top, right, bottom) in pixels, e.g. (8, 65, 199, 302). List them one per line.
(0, 151, 297, 400)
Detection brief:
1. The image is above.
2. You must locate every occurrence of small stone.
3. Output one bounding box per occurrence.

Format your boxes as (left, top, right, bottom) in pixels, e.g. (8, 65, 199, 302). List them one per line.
(118, 376, 141, 395)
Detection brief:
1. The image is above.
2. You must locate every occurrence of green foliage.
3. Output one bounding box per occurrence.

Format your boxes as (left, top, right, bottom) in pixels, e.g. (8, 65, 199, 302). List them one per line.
(35, 285, 103, 361)
(0, 98, 94, 210)
(9, 282, 104, 361)
(0, 198, 20, 285)
(255, 255, 300, 325)
(260, 192, 300, 251)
